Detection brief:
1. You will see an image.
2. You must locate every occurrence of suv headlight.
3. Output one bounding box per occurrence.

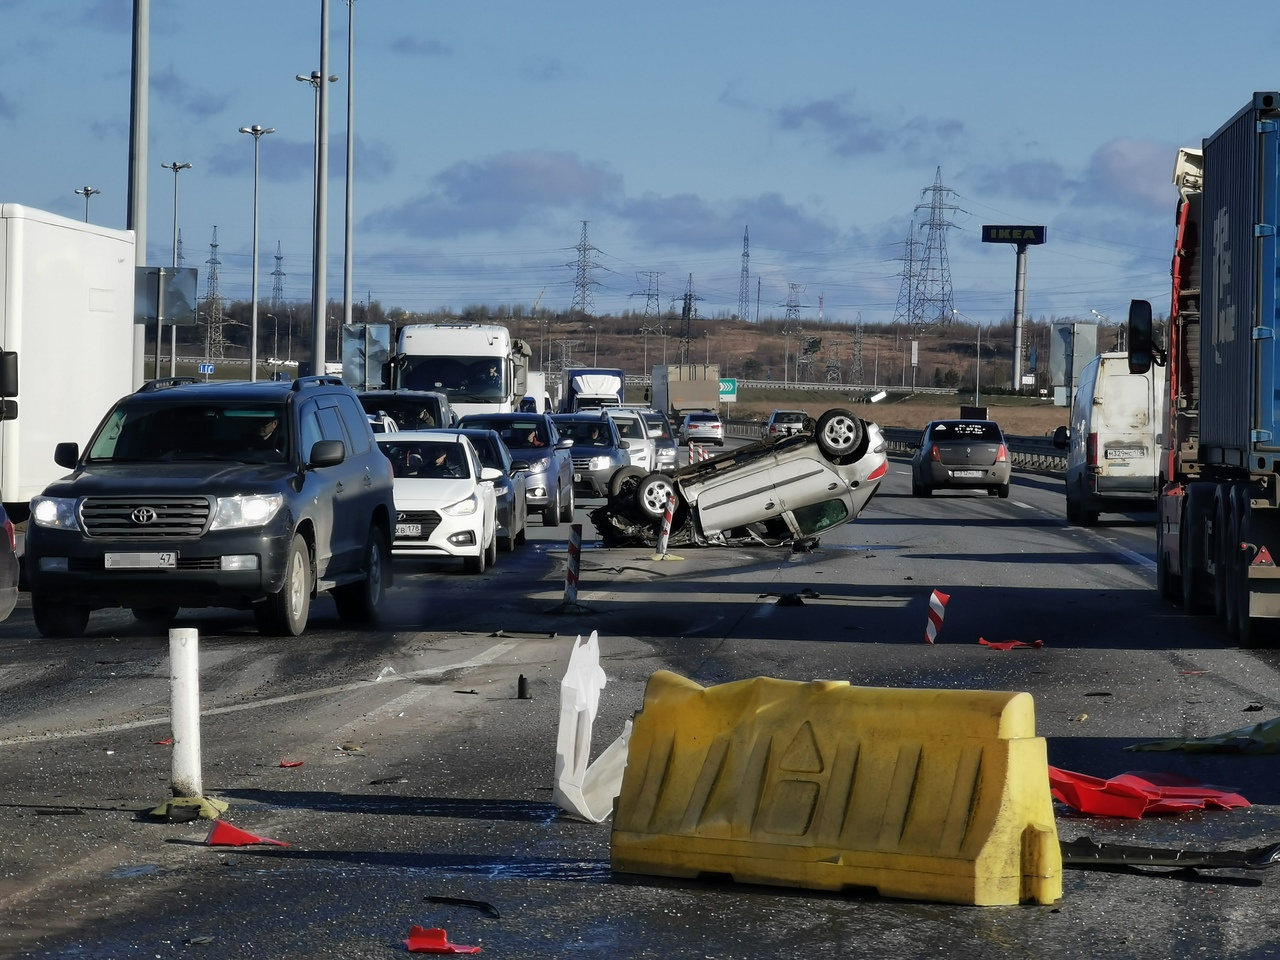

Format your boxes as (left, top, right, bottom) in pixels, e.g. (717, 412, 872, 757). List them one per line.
(31, 496, 79, 530)
(524, 456, 550, 475)
(211, 493, 284, 530)
(588, 456, 612, 471)
(442, 493, 479, 517)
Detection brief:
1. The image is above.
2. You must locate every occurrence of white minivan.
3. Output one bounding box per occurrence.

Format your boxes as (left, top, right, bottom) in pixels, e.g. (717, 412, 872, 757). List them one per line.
(1053, 352, 1165, 525)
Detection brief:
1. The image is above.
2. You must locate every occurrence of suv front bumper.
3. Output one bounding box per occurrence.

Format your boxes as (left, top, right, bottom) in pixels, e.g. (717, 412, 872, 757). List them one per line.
(26, 521, 296, 611)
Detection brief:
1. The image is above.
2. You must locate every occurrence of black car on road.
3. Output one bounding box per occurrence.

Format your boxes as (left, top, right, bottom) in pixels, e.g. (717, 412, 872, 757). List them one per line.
(26, 376, 396, 638)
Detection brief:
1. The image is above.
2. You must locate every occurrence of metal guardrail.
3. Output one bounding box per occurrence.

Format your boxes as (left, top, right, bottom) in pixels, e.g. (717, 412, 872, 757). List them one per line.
(721, 419, 1066, 474)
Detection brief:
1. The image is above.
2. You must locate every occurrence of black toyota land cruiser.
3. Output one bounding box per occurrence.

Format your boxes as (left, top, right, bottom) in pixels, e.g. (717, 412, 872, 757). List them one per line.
(25, 376, 395, 638)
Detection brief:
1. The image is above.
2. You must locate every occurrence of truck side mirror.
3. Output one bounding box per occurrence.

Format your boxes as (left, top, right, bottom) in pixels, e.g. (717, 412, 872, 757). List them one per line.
(1052, 425, 1069, 449)
(1128, 300, 1154, 374)
(0, 351, 17, 400)
(54, 442, 79, 469)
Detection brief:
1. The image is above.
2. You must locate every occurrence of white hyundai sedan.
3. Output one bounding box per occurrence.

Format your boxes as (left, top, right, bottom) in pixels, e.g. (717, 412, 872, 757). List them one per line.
(375, 432, 501, 574)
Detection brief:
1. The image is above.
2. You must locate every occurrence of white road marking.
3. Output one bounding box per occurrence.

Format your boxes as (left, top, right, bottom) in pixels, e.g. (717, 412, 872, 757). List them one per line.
(0, 640, 521, 746)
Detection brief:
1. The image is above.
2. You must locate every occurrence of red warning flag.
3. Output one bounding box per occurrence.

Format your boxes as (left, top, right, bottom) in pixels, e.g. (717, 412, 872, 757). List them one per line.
(205, 820, 289, 847)
(925, 589, 950, 644)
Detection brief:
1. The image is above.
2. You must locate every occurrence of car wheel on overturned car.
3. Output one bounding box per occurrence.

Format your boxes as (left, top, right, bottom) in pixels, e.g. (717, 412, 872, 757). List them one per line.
(609, 466, 647, 499)
(636, 472, 679, 520)
(815, 409, 867, 463)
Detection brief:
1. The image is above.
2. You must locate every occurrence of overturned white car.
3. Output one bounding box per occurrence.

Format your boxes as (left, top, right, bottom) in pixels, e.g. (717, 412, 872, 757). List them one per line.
(590, 408, 887, 548)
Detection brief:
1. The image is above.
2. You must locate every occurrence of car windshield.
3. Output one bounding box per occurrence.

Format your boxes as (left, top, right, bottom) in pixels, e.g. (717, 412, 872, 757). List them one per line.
(689, 414, 718, 424)
(378, 439, 471, 479)
(86, 402, 290, 463)
(642, 414, 671, 439)
(399, 356, 506, 403)
(611, 417, 645, 440)
(463, 418, 550, 449)
(555, 420, 614, 447)
(929, 421, 1003, 442)
(359, 396, 444, 429)
(775, 412, 806, 423)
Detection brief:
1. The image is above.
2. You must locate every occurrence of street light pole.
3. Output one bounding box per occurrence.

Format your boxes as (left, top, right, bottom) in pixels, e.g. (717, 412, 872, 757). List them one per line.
(343, 0, 357, 330)
(297, 70, 338, 370)
(74, 186, 100, 222)
(162, 161, 192, 376)
(238, 124, 274, 382)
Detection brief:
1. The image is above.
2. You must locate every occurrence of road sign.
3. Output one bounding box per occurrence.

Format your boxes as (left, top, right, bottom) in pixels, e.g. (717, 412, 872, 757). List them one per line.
(719, 378, 737, 402)
(198, 363, 214, 375)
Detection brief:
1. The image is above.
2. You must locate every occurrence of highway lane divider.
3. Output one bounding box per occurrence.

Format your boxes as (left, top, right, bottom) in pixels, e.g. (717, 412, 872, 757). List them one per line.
(611, 670, 1062, 906)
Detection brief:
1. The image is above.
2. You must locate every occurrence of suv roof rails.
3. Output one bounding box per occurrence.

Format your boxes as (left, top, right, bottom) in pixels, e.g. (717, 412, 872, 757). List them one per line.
(290, 375, 346, 391)
(137, 377, 202, 393)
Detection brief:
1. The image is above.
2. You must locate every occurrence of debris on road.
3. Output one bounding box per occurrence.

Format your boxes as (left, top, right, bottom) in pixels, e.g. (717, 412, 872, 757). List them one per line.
(1049, 767, 1249, 818)
(1061, 836, 1280, 871)
(205, 820, 289, 847)
(1126, 715, 1280, 754)
(404, 926, 480, 954)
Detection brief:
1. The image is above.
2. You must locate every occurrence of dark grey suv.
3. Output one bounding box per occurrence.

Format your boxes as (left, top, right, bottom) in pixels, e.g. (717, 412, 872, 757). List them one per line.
(26, 376, 396, 638)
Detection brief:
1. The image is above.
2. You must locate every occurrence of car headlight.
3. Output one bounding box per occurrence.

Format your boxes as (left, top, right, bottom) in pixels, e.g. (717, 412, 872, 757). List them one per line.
(210, 493, 284, 530)
(588, 456, 612, 471)
(442, 494, 479, 517)
(524, 456, 551, 475)
(31, 496, 80, 530)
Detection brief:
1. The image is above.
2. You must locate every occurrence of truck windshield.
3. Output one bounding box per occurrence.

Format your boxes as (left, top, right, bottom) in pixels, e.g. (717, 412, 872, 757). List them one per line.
(401, 355, 505, 403)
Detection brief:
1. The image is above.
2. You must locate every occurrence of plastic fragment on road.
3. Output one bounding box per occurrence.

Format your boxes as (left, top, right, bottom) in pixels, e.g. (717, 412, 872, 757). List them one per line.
(1048, 767, 1249, 818)
(424, 896, 501, 919)
(924, 588, 949, 643)
(1061, 836, 1280, 870)
(1126, 715, 1280, 754)
(151, 737, 173, 745)
(552, 631, 633, 822)
(612, 671, 1061, 905)
(280, 759, 304, 768)
(979, 638, 1044, 651)
(205, 820, 289, 847)
(404, 926, 480, 954)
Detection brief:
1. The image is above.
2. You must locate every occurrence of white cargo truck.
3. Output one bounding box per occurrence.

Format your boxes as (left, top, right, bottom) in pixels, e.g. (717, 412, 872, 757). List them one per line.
(0, 205, 136, 521)
(391, 322, 531, 419)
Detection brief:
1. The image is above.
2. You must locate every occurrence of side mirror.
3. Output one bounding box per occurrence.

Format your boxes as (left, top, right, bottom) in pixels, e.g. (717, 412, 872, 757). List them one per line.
(1052, 425, 1069, 450)
(510, 459, 530, 473)
(309, 439, 346, 468)
(1128, 300, 1154, 374)
(54, 442, 79, 469)
(0, 351, 17, 399)
(479, 466, 503, 482)
(618, 439, 631, 449)
(556, 438, 574, 449)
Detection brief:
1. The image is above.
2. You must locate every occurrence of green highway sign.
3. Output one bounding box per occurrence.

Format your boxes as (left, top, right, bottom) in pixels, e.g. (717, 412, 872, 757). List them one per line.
(719, 377, 737, 402)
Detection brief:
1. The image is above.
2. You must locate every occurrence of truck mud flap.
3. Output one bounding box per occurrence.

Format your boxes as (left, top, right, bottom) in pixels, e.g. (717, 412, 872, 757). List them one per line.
(610, 671, 1062, 905)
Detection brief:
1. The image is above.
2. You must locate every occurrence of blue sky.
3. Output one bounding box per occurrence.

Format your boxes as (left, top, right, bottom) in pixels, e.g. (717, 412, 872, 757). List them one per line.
(4, 0, 1280, 328)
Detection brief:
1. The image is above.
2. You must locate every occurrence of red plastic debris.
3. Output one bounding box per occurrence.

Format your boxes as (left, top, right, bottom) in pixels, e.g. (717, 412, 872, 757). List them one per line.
(279, 759, 304, 768)
(978, 637, 1044, 651)
(1048, 766, 1250, 819)
(924, 589, 949, 644)
(404, 926, 480, 954)
(151, 737, 173, 745)
(205, 820, 290, 847)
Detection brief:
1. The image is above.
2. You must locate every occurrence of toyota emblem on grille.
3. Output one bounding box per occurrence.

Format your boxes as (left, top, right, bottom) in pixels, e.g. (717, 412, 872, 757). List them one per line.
(132, 506, 159, 524)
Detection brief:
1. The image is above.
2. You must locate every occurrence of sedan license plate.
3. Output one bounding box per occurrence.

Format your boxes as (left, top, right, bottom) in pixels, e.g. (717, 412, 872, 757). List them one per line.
(1107, 448, 1144, 460)
(951, 469, 983, 478)
(105, 552, 176, 569)
(395, 523, 422, 538)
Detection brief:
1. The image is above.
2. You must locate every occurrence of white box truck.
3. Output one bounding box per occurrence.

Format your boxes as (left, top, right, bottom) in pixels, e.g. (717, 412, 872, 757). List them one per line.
(391, 322, 531, 418)
(0, 205, 136, 521)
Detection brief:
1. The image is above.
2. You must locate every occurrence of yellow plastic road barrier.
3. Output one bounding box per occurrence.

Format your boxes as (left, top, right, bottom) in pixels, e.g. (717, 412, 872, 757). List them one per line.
(611, 671, 1061, 906)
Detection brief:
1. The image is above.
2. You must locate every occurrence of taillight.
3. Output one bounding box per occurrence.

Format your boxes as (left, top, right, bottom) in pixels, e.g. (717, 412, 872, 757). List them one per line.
(867, 460, 888, 481)
(1086, 433, 1098, 467)
(996, 443, 1008, 463)
(929, 444, 941, 462)
(2, 518, 13, 553)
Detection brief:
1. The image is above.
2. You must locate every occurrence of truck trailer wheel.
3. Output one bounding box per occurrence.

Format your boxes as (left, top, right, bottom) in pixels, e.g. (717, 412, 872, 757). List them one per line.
(1181, 484, 1215, 615)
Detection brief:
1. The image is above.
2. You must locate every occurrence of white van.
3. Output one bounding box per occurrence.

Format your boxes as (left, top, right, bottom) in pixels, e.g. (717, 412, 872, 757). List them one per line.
(1054, 352, 1165, 525)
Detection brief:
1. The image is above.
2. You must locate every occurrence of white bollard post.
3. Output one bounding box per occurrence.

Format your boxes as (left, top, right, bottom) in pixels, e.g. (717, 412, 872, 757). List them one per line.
(169, 627, 203, 799)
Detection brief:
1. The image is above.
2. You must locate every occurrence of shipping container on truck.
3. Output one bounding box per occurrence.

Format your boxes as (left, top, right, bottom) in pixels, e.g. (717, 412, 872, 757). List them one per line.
(1130, 92, 1280, 647)
(0, 204, 135, 522)
(649, 363, 720, 421)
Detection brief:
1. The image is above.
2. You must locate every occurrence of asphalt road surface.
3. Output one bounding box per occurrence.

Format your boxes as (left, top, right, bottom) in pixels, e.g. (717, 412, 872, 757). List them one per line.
(3, 448, 1280, 959)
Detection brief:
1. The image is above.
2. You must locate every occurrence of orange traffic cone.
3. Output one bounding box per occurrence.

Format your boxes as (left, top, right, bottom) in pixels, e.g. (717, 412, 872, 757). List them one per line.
(205, 820, 289, 847)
